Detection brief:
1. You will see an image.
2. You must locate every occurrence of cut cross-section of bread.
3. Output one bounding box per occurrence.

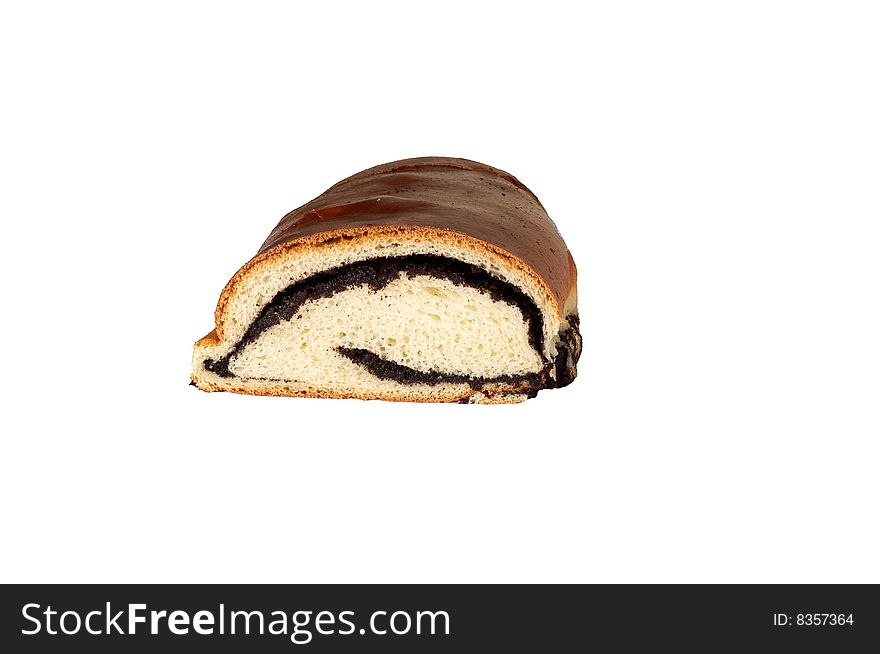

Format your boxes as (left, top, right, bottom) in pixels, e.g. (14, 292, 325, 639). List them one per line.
(191, 157, 581, 403)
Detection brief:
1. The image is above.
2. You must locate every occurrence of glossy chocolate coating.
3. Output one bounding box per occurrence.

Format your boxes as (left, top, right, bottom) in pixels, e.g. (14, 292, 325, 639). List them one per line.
(257, 157, 574, 309)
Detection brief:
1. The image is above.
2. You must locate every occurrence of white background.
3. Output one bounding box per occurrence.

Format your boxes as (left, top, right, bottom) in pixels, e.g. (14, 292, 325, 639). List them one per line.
(1, 1, 878, 583)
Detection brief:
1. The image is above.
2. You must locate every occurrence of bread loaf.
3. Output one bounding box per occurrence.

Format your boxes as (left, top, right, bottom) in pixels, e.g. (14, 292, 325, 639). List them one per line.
(191, 157, 580, 403)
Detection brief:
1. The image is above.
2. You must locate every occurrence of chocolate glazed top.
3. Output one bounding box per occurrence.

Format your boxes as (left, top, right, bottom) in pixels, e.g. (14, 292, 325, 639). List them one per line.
(257, 157, 575, 310)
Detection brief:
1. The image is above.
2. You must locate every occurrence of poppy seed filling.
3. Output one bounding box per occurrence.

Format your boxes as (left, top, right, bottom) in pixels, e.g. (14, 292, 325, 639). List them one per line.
(204, 254, 580, 393)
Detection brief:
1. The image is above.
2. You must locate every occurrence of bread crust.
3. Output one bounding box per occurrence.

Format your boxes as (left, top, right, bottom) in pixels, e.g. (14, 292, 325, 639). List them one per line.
(191, 373, 531, 404)
(258, 157, 576, 310)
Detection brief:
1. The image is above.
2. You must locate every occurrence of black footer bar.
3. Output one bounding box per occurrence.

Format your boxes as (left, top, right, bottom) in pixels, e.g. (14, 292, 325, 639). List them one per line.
(2, 584, 877, 652)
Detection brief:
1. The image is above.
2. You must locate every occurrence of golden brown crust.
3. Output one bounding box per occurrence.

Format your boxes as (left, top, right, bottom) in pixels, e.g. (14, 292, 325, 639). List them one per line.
(190, 372, 529, 404)
(195, 330, 219, 347)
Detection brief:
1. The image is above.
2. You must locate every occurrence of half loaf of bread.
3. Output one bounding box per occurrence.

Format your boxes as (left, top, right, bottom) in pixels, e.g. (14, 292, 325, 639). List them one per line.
(191, 157, 580, 403)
